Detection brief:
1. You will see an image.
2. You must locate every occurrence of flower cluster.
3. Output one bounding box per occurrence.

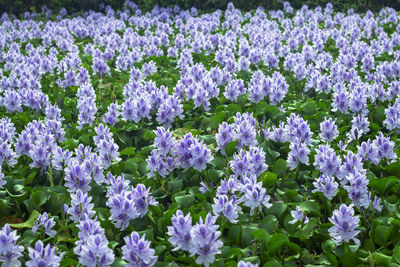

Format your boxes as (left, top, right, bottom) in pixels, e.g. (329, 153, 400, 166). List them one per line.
(32, 212, 57, 237)
(147, 127, 213, 177)
(328, 204, 360, 245)
(0, 224, 24, 267)
(105, 173, 157, 230)
(122, 232, 158, 266)
(168, 211, 223, 267)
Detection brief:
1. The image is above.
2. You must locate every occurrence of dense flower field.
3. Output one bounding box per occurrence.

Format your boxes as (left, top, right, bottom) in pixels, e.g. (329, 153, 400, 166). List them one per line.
(1, 1, 400, 266)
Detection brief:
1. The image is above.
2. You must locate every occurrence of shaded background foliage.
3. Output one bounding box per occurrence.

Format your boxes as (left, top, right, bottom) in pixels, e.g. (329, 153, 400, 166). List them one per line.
(1, 0, 400, 17)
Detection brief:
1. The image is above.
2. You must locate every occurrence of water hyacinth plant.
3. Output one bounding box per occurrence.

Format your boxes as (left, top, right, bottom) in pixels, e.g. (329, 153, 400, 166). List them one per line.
(0, 1, 399, 266)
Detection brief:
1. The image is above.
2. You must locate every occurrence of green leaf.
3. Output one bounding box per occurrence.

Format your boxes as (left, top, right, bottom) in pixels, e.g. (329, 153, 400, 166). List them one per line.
(210, 112, 226, 129)
(268, 233, 288, 255)
(393, 246, 400, 264)
(175, 194, 194, 208)
(272, 159, 287, 177)
(256, 101, 268, 115)
(252, 228, 270, 242)
(260, 171, 278, 187)
(227, 103, 242, 114)
(300, 200, 321, 216)
(371, 252, 391, 267)
(31, 190, 48, 208)
(374, 225, 392, 246)
(120, 147, 135, 156)
(167, 180, 183, 193)
(225, 141, 238, 157)
(263, 260, 282, 267)
(10, 210, 39, 229)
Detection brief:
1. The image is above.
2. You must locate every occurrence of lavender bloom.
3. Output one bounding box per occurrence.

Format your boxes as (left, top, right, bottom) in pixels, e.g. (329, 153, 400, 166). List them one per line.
(26, 240, 64, 267)
(32, 212, 57, 237)
(339, 151, 364, 181)
(248, 146, 268, 176)
(212, 194, 242, 223)
(0, 117, 16, 142)
(287, 141, 310, 170)
(264, 122, 288, 143)
(240, 181, 272, 216)
(2, 90, 22, 113)
(64, 159, 92, 193)
(167, 210, 193, 252)
(233, 113, 257, 148)
(153, 127, 176, 156)
(319, 118, 339, 143)
(312, 175, 338, 200)
(357, 139, 379, 164)
(190, 213, 223, 267)
(314, 145, 342, 176)
(344, 172, 370, 209)
(351, 115, 370, 135)
(189, 139, 213, 171)
(93, 56, 110, 77)
(285, 114, 313, 145)
(107, 192, 135, 230)
(372, 132, 397, 162)
(368, 193, 383, 212)
(78, 234, 115, 267)
(0, 139, 18, 167)
(77, 95, 97, 130)
(129, 184, 158, 218)
(289, 206, 309, 224)
(103, 103, 120, 126)
(384, 100, 400, 131)
(230, 150, 251, 177)
(67, 189, 96, 223)
(0, 167, 5, 189)
(122, 232, 157, 267)
(329, 204, 360, 245)
(0, 224, 24, 267)
(238, 261, 258, 267)
(216, 122, 234, 154)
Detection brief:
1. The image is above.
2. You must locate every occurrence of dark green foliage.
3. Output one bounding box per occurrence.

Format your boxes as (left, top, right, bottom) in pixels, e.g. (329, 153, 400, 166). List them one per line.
(1, 0, 400, 18)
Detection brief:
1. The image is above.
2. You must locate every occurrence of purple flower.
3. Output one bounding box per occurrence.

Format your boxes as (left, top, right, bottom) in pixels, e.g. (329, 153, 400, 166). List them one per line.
(287, 141, 310, 170)
(357, 139, 379, 164)
(107, 192, 135, 230)
(319, 118, 339, 143)
(64, 159, 92, 193)
(188, 139, 213, 171)
(329, 204, 360, 245)
(0, 167, 5, 189)
(32, 212, 57, 237)
(212, 194, 242, 224)
(67, 189, 96, 223)
(129, 183, 158, 218)
(122, 232, 157, 267)
(216, 122, 234, 154)
(190, 213, 223, 267)
(312, 175, 338, 200)
(167, 210, 193, 252)
(78, 234, 115, 267)
(314, 145, 342, 176)
(372, 132, 397, 162)
(0, 224, 24, 267)
(238, 260, 258, 267)
(240, 181, 272, 216)
(26, 240, 64, 267)
(344, 172, 370, 209)
(289, 206, 309, 224)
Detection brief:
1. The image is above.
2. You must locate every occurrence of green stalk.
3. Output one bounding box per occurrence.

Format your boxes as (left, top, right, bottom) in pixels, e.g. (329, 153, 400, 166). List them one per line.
(48, 167, 54, 188)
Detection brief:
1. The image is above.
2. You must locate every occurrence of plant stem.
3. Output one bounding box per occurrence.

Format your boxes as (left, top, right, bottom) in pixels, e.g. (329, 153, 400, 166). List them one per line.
(48, 167, 54, 188)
